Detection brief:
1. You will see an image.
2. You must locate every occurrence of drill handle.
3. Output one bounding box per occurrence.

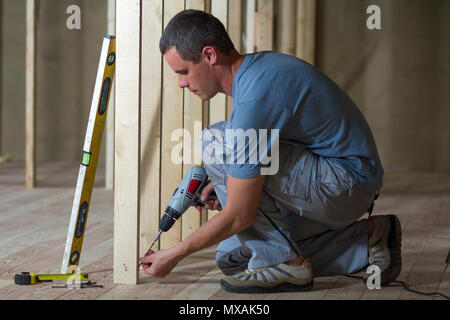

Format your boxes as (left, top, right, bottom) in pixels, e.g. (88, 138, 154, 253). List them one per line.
(196, 191, 218, 207)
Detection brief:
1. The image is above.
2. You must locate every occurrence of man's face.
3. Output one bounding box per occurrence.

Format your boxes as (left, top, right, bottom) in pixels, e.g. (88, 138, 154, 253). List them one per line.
(164, 47, 219, 100)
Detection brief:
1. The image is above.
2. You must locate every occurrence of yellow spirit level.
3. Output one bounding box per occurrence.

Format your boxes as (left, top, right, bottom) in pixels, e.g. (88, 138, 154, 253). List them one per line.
(61, 35, 116, 274)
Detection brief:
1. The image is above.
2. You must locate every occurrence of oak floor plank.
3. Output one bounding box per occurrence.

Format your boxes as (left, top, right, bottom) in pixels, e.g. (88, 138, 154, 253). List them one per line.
(172, 266, 222, 300)
(55, 255, 115, 300)
(0, 227, 114, 299)
(0, 280, 11, 290)
(360, 223, 436, 299)
(97, 246, 217, 300)
(435, 264, 449, 300)
(397, 233, 449, 300)
(0, 189, 76, 247)
(0, 163, 449, 300)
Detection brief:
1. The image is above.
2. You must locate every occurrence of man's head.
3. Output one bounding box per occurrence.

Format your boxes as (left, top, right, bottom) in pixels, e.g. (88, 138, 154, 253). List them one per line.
(160, 9, 234, 63)
(160, 10, 236, 100)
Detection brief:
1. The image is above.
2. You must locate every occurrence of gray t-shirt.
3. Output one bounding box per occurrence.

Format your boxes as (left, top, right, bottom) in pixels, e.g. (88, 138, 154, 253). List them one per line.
(223, 51, 383, 194)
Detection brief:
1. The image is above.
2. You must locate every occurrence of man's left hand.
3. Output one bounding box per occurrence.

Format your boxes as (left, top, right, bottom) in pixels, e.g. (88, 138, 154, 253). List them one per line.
(140, 247, 183, 277)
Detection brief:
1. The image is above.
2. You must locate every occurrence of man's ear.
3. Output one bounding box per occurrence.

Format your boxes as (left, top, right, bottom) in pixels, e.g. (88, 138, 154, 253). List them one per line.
(202, 46, 218, 65)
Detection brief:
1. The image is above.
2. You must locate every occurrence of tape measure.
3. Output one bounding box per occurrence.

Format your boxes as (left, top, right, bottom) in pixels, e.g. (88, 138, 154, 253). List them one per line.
(14, 272, 88, 285)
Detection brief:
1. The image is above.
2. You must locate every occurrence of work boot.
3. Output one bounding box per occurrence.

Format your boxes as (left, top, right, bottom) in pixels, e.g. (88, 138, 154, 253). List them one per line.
(368, 215, 402, 285)
(220, 258, 314, 293)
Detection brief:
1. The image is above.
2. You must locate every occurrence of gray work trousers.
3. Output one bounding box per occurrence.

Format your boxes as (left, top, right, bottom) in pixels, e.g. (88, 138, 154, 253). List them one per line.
(202, 121, 375, 277)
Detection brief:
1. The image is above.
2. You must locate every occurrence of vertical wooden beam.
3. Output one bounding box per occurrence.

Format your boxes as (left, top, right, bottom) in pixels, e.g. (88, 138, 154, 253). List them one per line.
(255, 0, 273, 51)
(245, 0, 256, 53)
(228, 0, 242, 54)
(25, 0, 37, 188)
(105, 0, 115, 190)
(277, 0, 296, 55)
(139, 0, 163, 257)
(207, 0, 228, 220)
(226, 0, 242, 120)
(201, 0, 211, 227)
(296, 0, 316, 65)
(114, 0, 141, 285)
(202, 0, 211, 133)
(182, 0, 207, 241)
(0, 0, 2, 153)
(160, 0, 185, 250)
(209, 0, 228, 125)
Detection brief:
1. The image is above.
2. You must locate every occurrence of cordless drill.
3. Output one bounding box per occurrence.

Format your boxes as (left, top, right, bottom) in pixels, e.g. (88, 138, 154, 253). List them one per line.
(139, 166, 218, 267)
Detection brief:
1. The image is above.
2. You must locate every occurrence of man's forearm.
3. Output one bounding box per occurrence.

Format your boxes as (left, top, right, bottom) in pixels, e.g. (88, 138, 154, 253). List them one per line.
(174, 207, 250, 259)
(171, 175, 264, 263)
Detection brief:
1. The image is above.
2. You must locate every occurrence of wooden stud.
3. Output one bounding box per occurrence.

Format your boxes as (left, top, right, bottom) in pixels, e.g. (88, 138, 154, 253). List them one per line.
(277, 0, 296, 55)
(0, 1, 2, 153)
(160, 0, 185, 250)
(207, 0, 228, 220)
(203, 0, 211, 130)
(226, 0, 242, 120)
(296, 0, 316, 65)
(245, 0, 256, 53)
(25, 0, 37, 188)
(114, 0, 141, 284)
(182, 0, 207, 241)
(228, 0, 242, 54)
(139, 0, 163, 259)
(105, 0, 115, 190)
(209, 0, 228, 125)
(201, 0, 210, 227)
(255, 0, 274, 51)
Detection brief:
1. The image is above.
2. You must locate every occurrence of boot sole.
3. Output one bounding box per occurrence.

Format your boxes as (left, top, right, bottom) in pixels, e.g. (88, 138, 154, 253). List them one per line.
(220, 279, 314, 294)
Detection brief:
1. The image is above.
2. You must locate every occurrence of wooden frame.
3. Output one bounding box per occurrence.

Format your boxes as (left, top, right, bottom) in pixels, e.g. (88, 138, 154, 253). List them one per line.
(139, 0, 163, 268)
(245, 0, 256, 53)
(226, 0, 242, 120)
(0, 1, 2, 152)
(277, 0, 296, 55)
(296, 0, 316, 65)
(114, 0, 141, 285)
(25, 0, 37, 188)
(207, 0, 229, 220)
(159, 0, 185, 250)
(256, 0, 274, 51)
(182, 0, 208, 241)
(113, 0, 316, 284)
(105, 0, 116, 190)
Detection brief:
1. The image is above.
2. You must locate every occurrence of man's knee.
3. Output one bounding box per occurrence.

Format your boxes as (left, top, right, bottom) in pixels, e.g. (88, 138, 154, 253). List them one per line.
(215, 249, 251, 276)
(216, 251, 248, 276)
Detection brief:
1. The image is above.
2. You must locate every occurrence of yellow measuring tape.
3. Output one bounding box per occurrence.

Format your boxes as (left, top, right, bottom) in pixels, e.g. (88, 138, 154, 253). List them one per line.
(14, 272, 88, 285)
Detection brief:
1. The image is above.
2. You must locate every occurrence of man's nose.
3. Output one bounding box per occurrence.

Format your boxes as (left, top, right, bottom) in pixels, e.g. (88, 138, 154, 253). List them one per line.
(178, 77, 189, 88)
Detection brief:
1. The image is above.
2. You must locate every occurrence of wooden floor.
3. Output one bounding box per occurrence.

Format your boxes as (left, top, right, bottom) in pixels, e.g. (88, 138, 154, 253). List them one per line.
(0, 162, 448, 300)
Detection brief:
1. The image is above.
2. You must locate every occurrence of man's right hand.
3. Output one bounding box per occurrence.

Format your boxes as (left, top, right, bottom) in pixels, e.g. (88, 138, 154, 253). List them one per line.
(196, 181, 222, 212)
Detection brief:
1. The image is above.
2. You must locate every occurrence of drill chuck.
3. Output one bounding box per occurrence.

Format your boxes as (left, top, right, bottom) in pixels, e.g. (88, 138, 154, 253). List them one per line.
(159, 206, 182, 232)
